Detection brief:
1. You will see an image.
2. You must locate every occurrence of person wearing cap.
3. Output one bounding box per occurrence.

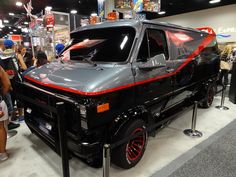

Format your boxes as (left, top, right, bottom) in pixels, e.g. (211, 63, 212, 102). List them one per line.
(2, 40, 22, 130)
(55, 43, 65, 57)
(3, 40, 27, 71)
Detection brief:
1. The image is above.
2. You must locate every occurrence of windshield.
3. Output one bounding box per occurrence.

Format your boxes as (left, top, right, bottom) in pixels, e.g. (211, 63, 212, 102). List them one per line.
(62, 27, 136, 62)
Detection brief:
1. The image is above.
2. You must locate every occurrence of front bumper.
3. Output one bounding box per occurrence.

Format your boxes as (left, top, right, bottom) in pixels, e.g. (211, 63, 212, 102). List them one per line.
(17, 81, 102, 159)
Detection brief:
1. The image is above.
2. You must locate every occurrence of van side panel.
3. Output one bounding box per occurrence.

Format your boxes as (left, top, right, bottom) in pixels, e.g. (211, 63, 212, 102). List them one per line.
(166, 29, 219, 104)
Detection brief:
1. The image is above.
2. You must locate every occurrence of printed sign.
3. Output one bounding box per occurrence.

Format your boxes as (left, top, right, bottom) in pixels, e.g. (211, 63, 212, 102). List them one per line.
(98, 0, 105, 18)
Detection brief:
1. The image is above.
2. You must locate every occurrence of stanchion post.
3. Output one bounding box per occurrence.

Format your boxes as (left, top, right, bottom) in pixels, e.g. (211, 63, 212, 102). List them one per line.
(184, 101, 203, 138)
(103, 144, 111, 177)
(56, 102, 70, 177)
(215, 85, 229, 110)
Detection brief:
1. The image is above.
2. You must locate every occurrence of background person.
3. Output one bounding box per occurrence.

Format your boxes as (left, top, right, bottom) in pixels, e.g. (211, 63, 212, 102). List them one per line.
(55, 43, 65, 57)
(219, 45, 232, 86)
(0, 66, 11, 161)
(18, 45, 34, 68)
(3, 40, 27, 71)
(22, 49, 49, 76)
(0, 39, 5, 54)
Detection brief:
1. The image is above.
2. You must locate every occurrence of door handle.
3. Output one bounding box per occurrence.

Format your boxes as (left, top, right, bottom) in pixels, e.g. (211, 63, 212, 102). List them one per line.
(166, 68, 174, 73)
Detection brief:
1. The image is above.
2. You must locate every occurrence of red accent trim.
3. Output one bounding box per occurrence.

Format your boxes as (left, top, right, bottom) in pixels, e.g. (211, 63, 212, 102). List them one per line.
(24, 34, 215, 96)
(196, 27, 216, 36)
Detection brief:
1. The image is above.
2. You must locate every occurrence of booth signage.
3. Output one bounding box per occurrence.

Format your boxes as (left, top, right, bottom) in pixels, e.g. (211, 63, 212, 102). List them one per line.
(45, 14, 55, 28)
(98, 0, 105, 18)
(115, 0, 161, 12)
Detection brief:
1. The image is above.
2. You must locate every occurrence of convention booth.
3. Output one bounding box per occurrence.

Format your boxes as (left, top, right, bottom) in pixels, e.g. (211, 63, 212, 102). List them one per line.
(29, 10, 70, 60)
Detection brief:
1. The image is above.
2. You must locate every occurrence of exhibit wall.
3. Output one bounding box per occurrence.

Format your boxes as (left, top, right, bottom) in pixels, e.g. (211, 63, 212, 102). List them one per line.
(157, 4, 236, 44)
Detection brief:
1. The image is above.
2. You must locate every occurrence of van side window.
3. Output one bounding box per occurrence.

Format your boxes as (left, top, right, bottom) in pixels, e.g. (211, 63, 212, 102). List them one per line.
(137, 32, 149, 62)
(166, 30, 203, 60)
(148, 29, 169, 59)
(137, 29, 168, 62)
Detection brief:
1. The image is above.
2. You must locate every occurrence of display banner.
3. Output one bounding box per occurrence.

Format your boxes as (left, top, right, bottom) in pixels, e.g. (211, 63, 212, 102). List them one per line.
(115, 0, 160, 12)
(45, 14, 55, 28)
(98, 0, 105, 18)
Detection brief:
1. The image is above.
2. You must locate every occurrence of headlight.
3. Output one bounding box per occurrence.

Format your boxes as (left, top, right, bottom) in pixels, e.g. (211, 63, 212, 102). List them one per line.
(79, 105, 88, 129)
(79, 105, 87, 118)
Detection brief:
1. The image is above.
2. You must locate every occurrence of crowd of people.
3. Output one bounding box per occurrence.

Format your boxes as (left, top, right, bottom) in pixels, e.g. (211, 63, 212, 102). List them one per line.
(0, 39, 49, 162)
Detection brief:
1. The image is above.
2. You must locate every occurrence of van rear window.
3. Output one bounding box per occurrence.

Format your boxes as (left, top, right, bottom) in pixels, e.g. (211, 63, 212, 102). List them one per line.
(63, 27, 136, 63)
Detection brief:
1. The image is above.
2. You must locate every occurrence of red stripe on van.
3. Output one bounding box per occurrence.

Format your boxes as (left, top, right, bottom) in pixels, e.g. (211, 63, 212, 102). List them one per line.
(24, 34, 215, 96)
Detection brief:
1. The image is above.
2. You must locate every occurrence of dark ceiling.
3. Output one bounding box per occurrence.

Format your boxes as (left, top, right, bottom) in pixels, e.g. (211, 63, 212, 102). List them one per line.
(0, 0, 236, 38)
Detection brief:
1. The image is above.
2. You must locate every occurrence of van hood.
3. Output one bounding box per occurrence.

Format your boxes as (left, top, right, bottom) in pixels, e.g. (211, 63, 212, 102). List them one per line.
(25, 61, 134, 96)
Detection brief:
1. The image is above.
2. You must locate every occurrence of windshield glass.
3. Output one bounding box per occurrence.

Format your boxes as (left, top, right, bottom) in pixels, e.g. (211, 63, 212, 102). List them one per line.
(62, 27, 136, 62)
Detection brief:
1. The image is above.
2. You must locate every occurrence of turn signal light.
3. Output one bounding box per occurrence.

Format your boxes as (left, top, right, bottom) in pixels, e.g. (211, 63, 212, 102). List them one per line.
(97, 103, 109, 113)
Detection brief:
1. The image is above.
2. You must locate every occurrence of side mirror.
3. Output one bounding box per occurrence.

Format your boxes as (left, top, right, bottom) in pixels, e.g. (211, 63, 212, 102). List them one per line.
(138, 54, 167, 70)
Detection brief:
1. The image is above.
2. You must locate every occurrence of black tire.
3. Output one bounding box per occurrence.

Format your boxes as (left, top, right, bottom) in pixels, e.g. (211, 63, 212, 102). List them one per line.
(112, 119, 147, 169)
(199, 84, 215, 108)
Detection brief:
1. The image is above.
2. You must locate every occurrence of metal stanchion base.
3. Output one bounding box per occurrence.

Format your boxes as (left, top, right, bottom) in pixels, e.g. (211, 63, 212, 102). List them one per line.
(215, 106, 229, 110)
(7, 130, 18, 139)
(184, 129, 203, 138)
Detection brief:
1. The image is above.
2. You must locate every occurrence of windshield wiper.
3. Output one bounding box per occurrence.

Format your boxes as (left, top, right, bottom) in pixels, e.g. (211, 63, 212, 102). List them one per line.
(71, 49, 98, 67)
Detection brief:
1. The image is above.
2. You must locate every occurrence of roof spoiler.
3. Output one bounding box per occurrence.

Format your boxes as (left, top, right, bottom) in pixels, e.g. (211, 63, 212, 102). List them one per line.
(196, 27, 216, 36)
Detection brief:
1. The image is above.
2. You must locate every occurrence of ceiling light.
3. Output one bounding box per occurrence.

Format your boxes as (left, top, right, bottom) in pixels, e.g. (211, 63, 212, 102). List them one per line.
(9, 26, 12, 29)
(24, 22, 29, 25)
(0, 29, 2, 31)
(13, 29, 17, 32)
(9, 13, 15, 16)
(16, 2, 23, 7)
(3, 20, 9, 23)
(91, 13, 98, 16)
(70, 10, 77, 14)
(22, 28, 29, 33)
(45, 6, 52, 11)
(209, 0, 221, 4)
(10, 32, 13, 34)
(18, 26, 22, 29)
(158, 11, 166, 15)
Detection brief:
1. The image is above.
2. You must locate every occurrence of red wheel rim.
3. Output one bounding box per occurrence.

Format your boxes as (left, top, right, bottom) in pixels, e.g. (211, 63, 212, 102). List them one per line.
(126, 128, 145, 161)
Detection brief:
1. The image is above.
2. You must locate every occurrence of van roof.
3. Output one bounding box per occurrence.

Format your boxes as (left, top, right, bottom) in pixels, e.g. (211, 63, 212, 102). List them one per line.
(72, 19, 207, 35)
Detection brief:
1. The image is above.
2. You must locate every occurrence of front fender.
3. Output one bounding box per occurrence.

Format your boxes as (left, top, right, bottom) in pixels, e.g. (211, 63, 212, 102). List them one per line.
(108, 105, 149, 143)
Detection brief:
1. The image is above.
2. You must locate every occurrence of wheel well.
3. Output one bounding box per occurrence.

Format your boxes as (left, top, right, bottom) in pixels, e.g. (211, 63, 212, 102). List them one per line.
(108, 105, 149, 143)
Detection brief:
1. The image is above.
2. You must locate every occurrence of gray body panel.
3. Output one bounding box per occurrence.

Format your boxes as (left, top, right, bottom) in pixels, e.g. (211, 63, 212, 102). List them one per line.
(27, 61, 134, 93)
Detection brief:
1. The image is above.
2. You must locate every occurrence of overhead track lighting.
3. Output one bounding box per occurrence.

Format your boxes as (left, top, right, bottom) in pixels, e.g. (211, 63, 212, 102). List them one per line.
(45, 6, 52, 11)
(70, 10, 78, 14)
(3, 20, 9, 23)
(16, 2, 23, 7)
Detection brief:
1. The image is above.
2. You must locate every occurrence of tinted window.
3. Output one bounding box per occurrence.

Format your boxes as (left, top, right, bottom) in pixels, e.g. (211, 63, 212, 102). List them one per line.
(137, 32, 149, 62)
(147, 29, 169, 59)
(137, 28, 168, 62)
(64, 27, 136, 62)
(166, 30, 205, 60)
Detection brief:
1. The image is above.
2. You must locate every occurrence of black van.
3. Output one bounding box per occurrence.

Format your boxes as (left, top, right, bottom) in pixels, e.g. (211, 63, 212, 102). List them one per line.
(16, 19, 220, 169)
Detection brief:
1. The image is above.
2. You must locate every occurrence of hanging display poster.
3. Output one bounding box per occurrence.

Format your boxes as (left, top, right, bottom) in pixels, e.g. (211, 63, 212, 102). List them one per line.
(115, 0, 160, 12)
(98, 0, 105, 18)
